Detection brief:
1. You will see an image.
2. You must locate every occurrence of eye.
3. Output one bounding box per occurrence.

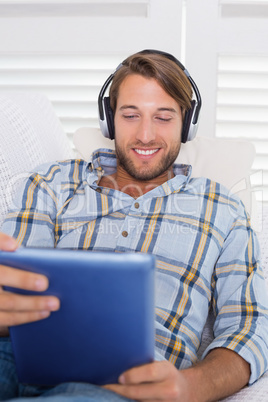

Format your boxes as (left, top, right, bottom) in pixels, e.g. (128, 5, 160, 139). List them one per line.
(156, 116, 172, 122)
(123, 114, 139, 120)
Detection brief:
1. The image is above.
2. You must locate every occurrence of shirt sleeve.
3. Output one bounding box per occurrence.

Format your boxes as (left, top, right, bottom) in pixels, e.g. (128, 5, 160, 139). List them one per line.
(202, 201, 268, 385)
(1, 163, 61, 247)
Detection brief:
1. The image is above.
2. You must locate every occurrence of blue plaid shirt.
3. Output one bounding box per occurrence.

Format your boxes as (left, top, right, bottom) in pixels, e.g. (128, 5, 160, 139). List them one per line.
(2, 149, 268, 384)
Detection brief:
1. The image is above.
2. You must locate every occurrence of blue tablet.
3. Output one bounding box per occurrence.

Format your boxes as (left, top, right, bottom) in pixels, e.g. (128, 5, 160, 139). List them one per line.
(1, 247, 155, 385)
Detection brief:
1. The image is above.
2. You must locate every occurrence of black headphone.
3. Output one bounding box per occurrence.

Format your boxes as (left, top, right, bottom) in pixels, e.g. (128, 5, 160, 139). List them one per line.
(98, 49, 202, 143)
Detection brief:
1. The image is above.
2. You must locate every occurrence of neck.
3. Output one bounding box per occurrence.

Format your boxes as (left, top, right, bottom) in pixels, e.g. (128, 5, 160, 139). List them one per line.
(98, 165, 174, 198)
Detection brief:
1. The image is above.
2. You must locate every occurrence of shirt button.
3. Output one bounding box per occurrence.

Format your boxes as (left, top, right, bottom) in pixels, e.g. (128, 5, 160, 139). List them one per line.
(122, 231, 128, 237)
(134, 202, 139, 209)
(96, 187, 101, 193)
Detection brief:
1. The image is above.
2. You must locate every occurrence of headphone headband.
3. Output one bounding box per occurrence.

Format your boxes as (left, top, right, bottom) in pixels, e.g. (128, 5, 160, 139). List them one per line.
(98, 49, 202, 143)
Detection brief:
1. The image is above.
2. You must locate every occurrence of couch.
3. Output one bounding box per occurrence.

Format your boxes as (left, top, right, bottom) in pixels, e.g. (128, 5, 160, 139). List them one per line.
(0, 92, 267, 400)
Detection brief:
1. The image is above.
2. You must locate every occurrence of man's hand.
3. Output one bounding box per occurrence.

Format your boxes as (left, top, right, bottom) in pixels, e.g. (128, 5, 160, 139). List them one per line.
(104, 348, 250, 402)
(0, 233, 60, 336)
(104, 360, 194, 401)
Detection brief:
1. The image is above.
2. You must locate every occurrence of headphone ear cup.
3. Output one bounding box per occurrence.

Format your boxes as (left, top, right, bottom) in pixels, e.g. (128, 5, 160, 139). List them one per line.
(103, 97, 115, 140)
(181, 100, 196, 143)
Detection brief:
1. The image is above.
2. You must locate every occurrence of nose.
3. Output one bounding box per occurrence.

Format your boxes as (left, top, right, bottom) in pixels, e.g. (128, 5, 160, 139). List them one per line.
(135, 117, 156, 144)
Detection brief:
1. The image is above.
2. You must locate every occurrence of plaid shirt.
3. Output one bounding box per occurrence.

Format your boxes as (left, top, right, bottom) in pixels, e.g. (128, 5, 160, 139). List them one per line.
(2, 149, 268, 384)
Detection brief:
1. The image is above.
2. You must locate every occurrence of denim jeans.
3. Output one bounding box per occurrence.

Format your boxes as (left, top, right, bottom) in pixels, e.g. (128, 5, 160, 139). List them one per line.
(0, 338, 133, 401)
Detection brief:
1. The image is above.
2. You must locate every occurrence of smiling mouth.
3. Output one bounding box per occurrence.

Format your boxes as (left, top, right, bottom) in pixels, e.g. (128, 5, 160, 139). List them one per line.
(134, 148, 159, 156)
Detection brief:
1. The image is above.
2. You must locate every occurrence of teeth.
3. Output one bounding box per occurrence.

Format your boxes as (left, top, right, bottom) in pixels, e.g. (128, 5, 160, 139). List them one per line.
(135, 149, 158, 155)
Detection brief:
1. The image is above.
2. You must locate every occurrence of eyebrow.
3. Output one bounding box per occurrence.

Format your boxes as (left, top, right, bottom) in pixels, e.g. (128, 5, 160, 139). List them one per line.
(119, 105, 178, 113)
(119, 105, 138, 111)
(157, 107, 178, 113)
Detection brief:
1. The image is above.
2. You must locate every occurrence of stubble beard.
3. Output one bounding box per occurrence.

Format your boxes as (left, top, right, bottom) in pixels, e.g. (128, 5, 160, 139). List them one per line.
(115, 140, 181, 181)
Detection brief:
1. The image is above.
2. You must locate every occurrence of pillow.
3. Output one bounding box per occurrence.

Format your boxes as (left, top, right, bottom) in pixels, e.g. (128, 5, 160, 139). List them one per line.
(0, 92, 74, 228)
(177, 136, 257, 228)
(74, 127, 257, 229)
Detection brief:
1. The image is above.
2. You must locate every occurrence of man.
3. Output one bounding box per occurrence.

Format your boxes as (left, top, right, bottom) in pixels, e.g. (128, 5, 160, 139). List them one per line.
(0, 50, 267, 401)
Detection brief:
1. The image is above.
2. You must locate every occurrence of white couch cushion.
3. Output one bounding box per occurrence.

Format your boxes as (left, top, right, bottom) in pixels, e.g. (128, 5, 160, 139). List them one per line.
(0, 92, 74, 227)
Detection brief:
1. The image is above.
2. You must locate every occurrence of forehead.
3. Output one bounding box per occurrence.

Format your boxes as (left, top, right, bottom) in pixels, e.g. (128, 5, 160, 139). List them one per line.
(117, 74, 179, 109)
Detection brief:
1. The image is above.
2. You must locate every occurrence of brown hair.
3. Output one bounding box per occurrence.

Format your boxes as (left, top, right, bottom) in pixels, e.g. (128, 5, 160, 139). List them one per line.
(109, 51, 192, 114)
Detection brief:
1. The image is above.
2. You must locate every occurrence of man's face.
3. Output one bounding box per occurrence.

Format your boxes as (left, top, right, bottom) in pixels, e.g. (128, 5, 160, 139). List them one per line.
(114, 74, 183, 182)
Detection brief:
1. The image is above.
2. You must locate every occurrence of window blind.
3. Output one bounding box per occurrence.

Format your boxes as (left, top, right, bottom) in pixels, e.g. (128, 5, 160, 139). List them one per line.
(0, 1, 149, 18)
(0, 53, 126, 147)
(216, 54, 268, 203)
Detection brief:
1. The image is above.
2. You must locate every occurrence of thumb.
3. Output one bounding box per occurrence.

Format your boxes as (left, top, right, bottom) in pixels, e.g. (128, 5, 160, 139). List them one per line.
(0, 233, 18, 251)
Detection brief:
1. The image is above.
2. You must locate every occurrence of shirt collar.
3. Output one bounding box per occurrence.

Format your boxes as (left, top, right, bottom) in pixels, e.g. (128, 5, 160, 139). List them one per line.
(89, 148, 117, 176)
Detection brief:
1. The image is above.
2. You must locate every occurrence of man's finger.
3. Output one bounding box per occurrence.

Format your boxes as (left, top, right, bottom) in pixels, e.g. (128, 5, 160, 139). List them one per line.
(104, 382, 167, 401)
(0, 264, 49, 291)
(0, 234, 18, 251)
(0, 310, 51, 327)
(119, 361, 169, 385)
(0, 292, 60, 312)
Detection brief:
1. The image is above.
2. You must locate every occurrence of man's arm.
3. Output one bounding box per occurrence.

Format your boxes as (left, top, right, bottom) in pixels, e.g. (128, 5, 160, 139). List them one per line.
(104, 347, 250, 402)
(0, 233, 60, 336)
